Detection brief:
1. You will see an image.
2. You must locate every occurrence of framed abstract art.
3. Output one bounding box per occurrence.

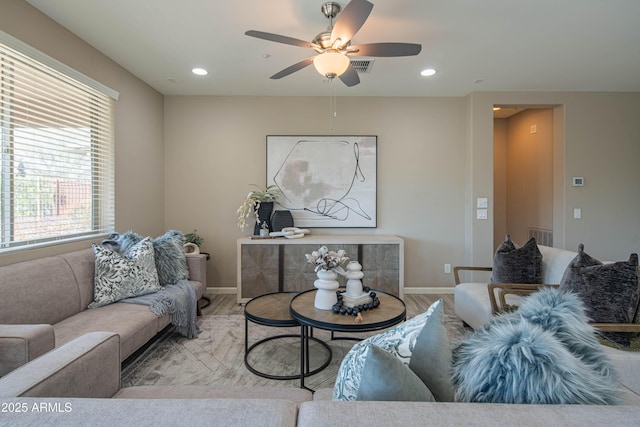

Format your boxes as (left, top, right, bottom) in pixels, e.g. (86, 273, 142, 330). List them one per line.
(266, 135, 377, 228)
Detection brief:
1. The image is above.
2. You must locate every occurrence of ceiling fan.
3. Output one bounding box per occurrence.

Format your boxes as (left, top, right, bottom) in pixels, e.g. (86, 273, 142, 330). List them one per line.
(245, 0, 422, 87)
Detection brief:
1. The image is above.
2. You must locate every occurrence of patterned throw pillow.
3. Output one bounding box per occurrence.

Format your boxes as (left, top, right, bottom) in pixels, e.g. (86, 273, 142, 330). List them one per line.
(491, 235, 542, 284)
(560, 244, 639, 346)
(332, 299, 443, 401)
(89, 237, 162, 308)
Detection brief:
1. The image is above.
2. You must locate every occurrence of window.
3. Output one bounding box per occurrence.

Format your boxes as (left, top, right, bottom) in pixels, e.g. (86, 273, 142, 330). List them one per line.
(0, 32, 118, 252)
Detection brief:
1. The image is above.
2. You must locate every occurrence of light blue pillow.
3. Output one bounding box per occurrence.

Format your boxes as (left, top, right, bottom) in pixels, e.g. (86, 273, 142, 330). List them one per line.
(333, 299, 443, 401)
(409, 299, 454, 401)
(90, 237, 162, 308)
(356, 345, 435, 401)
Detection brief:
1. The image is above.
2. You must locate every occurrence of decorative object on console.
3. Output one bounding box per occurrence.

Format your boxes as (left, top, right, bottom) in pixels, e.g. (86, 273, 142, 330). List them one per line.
(266, 135, 377, 228)
(305, 246, 348, 309)
(236, 184, 280, 234)
(271, 209, 294, 232)
(491, 234, 542, 284)
(560, 244, 639, 347)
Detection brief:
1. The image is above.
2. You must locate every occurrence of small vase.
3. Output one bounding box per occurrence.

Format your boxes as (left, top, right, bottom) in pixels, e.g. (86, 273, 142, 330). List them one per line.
(314, 269, 339, 310)
(253, 201, 274, 235)
(345, 261, 365, 297)
(271, 210, 294, 232)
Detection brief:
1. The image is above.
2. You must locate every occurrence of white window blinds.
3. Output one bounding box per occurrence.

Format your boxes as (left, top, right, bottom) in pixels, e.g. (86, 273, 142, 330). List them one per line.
(0, 31, 117, 252)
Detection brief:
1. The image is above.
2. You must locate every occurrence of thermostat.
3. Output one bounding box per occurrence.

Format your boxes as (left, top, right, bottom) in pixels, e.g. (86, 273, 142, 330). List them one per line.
(572, 177, 584, 187)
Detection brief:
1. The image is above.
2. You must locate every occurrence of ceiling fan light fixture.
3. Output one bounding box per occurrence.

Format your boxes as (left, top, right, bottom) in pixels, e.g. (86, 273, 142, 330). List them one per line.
(313, 51, 350, 79)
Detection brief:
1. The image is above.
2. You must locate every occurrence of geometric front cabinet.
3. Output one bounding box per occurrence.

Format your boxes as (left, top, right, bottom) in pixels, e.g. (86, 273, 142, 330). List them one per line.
(237, 235, 404, 303)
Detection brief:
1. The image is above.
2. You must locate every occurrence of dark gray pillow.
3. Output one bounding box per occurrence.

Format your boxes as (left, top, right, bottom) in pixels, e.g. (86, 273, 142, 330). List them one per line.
(356, 345, 435, 402)
(560, 244, 639, 346)
(491, 235, 542, 284)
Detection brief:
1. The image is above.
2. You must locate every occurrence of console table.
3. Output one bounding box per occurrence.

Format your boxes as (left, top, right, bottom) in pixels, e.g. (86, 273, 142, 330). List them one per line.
(236, 235, 404, 303)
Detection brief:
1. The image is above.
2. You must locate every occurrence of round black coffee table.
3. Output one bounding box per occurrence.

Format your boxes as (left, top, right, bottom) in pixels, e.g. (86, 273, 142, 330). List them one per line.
(290, 288, 406, 390)
(244, 291, 331, 380)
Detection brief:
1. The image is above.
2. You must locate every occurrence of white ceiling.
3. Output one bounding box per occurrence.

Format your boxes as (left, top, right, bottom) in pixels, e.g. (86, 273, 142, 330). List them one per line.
(26, 0, 640, 97)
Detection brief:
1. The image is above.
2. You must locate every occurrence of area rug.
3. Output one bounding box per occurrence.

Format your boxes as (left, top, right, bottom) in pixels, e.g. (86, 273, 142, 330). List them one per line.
(121, 313, 468, 391)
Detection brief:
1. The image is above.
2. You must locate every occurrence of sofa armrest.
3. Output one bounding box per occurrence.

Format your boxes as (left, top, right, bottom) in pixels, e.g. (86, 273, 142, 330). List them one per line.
(0, 324, 55, 377)
(453, 266, 492, 285)
(186, 253, 207, 288)
(0, 332, 120, 398)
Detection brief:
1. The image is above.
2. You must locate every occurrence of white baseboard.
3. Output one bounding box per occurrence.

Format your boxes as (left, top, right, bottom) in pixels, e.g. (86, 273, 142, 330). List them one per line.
(206, 287, 236, 295)
(206, 287, 454, 295)
(404, 287, 454, 295)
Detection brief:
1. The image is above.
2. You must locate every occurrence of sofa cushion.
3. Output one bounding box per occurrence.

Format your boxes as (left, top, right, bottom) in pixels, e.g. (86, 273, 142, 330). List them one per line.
(89, 238, 162, 309)
(452, 288, 620, 404)
(356, 345, 435, 402)
(333, 300, 442, 401)
(0, 256, 81, 325)
(491, 235, 542, 284)
(55, 303, 161, 361)
(560, 244, 640, 346)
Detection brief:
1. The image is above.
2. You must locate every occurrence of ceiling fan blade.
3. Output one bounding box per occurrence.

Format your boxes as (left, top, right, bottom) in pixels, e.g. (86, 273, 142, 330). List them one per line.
(339, 63, 360, 87)
(348, 42, 422, 57)
(245, 30, 315, 49)
(330, 0, 373, 48)
(270, 57, 315, 79)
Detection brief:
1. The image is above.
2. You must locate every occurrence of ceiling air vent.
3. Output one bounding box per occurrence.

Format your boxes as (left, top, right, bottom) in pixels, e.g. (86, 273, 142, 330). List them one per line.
(350, 58, 375, 73)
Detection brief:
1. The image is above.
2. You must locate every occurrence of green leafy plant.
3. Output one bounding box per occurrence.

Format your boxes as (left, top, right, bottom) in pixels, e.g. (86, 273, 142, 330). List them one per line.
(184, 229, 204, 247)
(236, 184, 281, 232)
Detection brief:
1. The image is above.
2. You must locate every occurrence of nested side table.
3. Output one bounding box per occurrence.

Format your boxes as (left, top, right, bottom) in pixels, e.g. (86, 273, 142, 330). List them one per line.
(290, 289, 406, 390)
(244, 291, 331, 380)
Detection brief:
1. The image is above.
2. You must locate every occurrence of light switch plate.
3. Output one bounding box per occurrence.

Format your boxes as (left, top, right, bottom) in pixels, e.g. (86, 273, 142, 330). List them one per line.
(477, 197, 488, 208)
(477, 209, 488, 220)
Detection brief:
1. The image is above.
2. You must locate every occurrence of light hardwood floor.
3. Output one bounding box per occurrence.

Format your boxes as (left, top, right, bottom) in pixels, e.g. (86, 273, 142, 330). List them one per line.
(202, 293, 455, 318)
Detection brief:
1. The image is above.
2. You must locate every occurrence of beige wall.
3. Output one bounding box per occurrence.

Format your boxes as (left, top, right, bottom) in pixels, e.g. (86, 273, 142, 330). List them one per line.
(164, 96, 468, 289)
(0, 0, 165, 266)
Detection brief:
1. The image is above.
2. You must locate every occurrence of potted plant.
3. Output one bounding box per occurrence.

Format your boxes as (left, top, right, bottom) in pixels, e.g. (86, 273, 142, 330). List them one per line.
(184, 229, 204, 247)
(236, 184, 281, 234)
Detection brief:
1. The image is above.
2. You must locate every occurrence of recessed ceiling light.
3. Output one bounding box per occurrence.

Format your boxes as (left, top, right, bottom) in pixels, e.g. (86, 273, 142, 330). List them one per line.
(420, 68, 436, 77)
(192, 67, 208, 76)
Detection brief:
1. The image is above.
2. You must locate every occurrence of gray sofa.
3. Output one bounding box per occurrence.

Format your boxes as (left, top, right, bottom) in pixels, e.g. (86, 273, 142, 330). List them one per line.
(1, 331, 639, 426)
(0, 247, 207, 376)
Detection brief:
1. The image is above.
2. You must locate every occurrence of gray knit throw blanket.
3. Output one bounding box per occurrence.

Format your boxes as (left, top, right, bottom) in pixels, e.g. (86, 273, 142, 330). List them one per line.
(121, 279, 200, 338)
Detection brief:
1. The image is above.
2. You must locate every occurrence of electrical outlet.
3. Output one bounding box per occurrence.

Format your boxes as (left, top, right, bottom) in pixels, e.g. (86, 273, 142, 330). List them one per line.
(476, 209, 488, 220)
(444, 264, 451, 274)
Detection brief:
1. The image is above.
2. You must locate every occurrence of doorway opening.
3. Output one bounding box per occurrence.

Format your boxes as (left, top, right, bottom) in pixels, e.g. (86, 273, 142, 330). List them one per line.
(493, 105, 563, 251)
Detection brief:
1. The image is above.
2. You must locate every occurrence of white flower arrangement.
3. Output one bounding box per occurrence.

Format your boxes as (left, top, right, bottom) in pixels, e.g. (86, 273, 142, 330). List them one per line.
(305, 246, 349, 273)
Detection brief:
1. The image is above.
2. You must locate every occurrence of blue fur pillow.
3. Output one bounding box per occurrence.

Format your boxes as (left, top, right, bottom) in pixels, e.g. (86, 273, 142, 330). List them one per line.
(116, 230, 189, 286)
(452, 288, 620, 404)
(516, 287, 616, 378)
